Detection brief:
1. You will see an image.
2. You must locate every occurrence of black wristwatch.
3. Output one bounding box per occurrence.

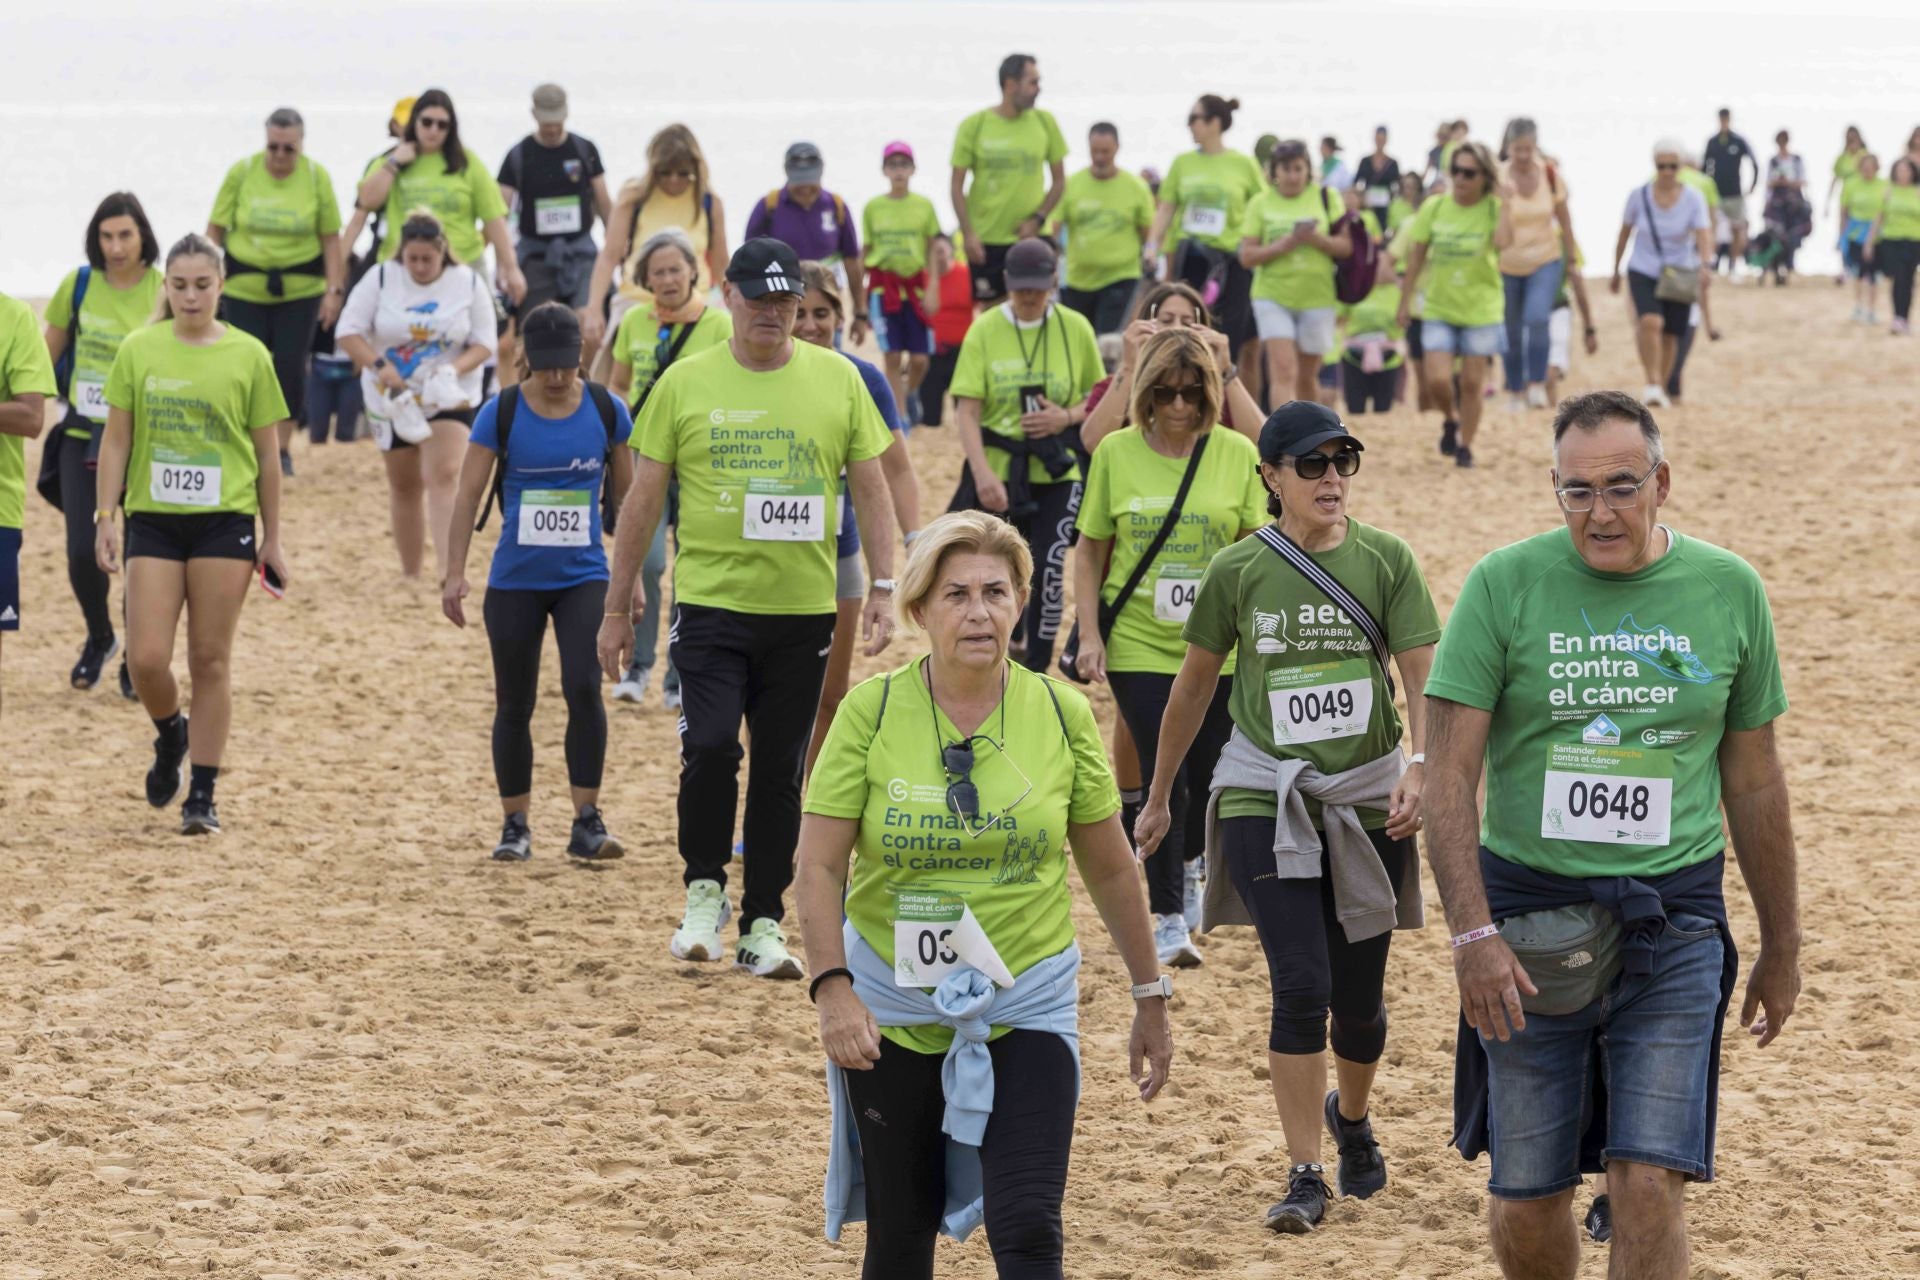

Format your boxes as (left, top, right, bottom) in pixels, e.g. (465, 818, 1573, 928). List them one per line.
(372, 357, 389, 371)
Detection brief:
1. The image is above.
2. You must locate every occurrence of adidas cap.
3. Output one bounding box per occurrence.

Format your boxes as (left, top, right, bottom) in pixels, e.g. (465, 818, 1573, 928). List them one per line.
(726, 237, 806, 299)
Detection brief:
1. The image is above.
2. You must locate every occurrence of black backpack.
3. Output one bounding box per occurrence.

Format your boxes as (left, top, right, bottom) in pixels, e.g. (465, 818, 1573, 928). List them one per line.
(475, 381, 621, 531)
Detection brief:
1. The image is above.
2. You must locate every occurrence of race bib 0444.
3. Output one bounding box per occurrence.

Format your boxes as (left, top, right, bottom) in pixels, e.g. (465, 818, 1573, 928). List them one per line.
(742, 477, 825, 542)
(1268, 658, 1374, 745)
(1541, 744, 1673, 846)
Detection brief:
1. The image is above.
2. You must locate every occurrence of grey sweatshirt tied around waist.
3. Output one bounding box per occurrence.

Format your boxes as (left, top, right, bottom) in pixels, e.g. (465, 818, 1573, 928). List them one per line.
(1200, 726, 1424, 943)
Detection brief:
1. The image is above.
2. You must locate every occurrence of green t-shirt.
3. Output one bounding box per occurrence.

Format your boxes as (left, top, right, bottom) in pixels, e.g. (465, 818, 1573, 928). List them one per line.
(633, 340, 892, 615)
(104, 322, 288, 516)
(44, 266, 163, 438)
(1340, 280, 1405, 370)
(1076, 427, 1267, 675)
(0, 294, 58, 530)
(1425, 528, 1788, 880)
(804, 657, 1120, 1054)
(1833, 150, 1862, 182)
(1678, 167, 1719, 214)
(610, 304, 732, 408)
(1385, 195, 1415, 236)
(1183, 519, 1442, 824)
(1882, 184, 1920, 240)
(1163, 148, 1266, 253)
(1845, 177, 1888, 223)
(1055, 167, 1154, 291)
(951, 303, 1102, 485)
(1406, 194, 1504, 327)
(210, 154, 343, 305)
(861, 192, 942, 277)
(1388, 223, 1427, 318)
(951, 107, 1068, 245)
(367, 150, 508, 265)
(1240, 186, 1344, 311)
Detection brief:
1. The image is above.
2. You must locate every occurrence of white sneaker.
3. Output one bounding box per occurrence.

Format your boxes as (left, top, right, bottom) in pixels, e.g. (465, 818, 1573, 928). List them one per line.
(1526, 385, 1548, 410)
(662, 686, 683, 711)
(1505, 393, 1527, 414)
(735, 917, 804, 979)
(669, 879, 732, 961)
(1642, 384, 1670, 408)
(1183, 859, 1207, 926)
(612, 666, 650, 704)
(1154, 912, 1203, 969)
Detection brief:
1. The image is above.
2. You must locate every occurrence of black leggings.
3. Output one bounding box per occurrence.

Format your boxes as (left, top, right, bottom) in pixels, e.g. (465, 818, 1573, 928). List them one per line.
(845, 1029, 1077, 1280)
(1222, 816, 1410, 1061)
(222, 295, 322, 426)
(1107, 670, 1233, 916)
(55, 428, 114, 644)
(1014, 479, 1080, 674)
(1343, 364, 1399, 415)
(482, 581, 607, 797)
(1880, 238, 1920, 321)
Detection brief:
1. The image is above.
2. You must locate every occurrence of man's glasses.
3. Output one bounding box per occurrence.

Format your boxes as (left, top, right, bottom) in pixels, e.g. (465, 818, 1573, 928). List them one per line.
(1150, 382, 1205, 406)
(416, 116, 451, 132)
(942, 737, 1031, 836)
(1288, 449, 1361, 480)
(1555, 460, 1662, 512)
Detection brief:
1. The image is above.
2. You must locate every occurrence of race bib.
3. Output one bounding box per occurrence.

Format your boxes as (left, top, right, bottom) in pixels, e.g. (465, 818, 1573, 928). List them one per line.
(1540, 744, 1673, 846)
(742, 477, 825, 542)
(517, 488, 591, 547)
(1365, 186, 1392, 209)
(1152, 565, 1202, 623)
(534, 197, 583, 236)
(1268, 658, 1374, 745)
(892, 891, 1015, 989)
(1182, 204, 1228, 237)
(150, 450, 221, 508)
(74, 378, 109, 422)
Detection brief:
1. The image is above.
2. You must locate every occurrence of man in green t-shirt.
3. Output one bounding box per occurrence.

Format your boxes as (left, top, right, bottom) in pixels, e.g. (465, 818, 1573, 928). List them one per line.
(1054, 122, 1154, 335)
(951, 53, 1068, 307)
(0, 291, 58, 723)
(597, 237, 898, 983)
(1423, 391, 1800, 1279)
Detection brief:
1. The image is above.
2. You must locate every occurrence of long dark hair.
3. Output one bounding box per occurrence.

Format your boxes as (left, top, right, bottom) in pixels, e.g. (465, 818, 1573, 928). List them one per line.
(404, 88, 467, 175)
(85, 191, 159, 271)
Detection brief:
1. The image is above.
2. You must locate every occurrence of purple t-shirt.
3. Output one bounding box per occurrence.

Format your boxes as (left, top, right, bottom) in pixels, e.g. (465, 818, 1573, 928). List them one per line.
(744, 187, 862, 264)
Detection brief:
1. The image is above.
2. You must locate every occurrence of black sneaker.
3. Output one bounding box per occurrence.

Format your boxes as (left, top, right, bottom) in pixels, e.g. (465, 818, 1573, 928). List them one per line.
(70, 634, 121, 690)
(180, 795, 221, 836)
(118, 660, 137, 701)
(279, 449, 295, 477)
(492, 813, 532, 862)
(1265, 1162, 1331, 1234)
(1455, 445, 1475, 469)
(1439, 419, 1459, 456)
(1324, 1090, 1388, 1199)
(567, 806, 625, 861)
(1584, 1194, 1613, 1243)
(146, 717, 189, 807)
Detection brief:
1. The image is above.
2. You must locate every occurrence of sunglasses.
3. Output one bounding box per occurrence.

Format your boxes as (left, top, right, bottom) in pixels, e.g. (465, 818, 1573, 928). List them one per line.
(1287, 449, 1361, 479)
(416, 116, 451, 131)
(1450, 165, 1481, 179)
(942, 737, 1031, 836)
(265, 142, 299, 155)
(659, 169, 693, 179)
(1150, 382, 1205, 406)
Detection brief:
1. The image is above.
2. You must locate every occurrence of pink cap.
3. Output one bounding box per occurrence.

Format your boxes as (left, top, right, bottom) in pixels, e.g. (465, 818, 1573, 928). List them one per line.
(882, 140, 914, 162)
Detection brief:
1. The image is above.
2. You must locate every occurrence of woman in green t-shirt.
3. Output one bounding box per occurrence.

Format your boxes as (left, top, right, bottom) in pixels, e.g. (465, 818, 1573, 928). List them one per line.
(1136, 402, 1439, 1233)
(795, 509, 1171, 1278)
(96, 234, 292, 838)
(1238, 139, 1354, 407)
(41, 191, 162, 695)
(1866, 156, 1920, 333)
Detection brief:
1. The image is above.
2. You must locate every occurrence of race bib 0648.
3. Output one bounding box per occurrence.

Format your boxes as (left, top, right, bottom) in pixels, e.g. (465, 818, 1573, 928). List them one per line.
(1541, 744, 1673, 846)
(1268, 658, 1374, 745)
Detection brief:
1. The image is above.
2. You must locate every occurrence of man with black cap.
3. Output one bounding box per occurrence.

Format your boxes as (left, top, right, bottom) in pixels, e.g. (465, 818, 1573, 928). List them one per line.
(597, 236, 897, 982)
(744, 142, 870, 345)
(1136, 399, 1441, 1233)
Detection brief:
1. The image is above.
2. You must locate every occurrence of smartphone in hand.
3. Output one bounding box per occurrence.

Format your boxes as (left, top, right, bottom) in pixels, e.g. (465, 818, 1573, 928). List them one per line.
(258, 562, 286, 600)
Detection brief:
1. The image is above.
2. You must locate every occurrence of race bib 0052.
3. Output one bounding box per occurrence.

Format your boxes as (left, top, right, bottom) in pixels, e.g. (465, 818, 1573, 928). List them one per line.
(1541, 744, 1673, 846)
(518, 488, 591, 547)
(1268, 658, 1374, 745)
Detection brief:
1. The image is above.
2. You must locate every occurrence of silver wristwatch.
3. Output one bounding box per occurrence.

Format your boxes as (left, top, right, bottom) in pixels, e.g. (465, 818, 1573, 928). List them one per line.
(1131, 975, 1173, 1000)
(870, 578, 896, 594)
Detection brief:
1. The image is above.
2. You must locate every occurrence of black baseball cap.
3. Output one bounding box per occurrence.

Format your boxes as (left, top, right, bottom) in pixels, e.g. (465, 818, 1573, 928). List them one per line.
(1258, 401, 1364, 463)
(725, 237, 806, 298)
(521, 304, 582, 370)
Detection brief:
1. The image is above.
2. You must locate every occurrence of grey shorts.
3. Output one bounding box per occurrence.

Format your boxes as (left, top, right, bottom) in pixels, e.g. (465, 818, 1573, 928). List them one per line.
(1718, 195, 1747, 225)
(836, 552, 865, 600)
(522, 252, 592, 310)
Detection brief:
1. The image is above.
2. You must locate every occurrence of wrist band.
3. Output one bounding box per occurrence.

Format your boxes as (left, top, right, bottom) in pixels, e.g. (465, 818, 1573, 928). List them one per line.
(603, 611, 628, 618)
(1450, 923, 1501, 949)
(808, 968, 853, 1003)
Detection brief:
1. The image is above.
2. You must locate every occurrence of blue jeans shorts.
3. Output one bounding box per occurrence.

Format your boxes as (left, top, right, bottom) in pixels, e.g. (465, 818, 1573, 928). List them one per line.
(1421, 318, 1507, 358)
(869, 295, 935, 355)
(1482, 909, 1724, 1199)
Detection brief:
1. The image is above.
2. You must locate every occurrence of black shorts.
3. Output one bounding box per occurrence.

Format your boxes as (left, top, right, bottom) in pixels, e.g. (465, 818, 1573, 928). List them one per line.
(1406, 322, 1424, 362)
(126, 511, 258, 562)
(972, 242, 1013, 303)
(1627, 270, 1693, 336)
(383, 405, 476, 452)
(0, 526, 19, 631)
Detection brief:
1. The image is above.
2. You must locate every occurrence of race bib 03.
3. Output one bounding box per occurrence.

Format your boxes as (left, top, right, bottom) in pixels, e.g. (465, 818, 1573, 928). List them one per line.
(892, 891, 1014, 988)
(518, 488, 591, 547)
(742, 477, 825, 542)
(1541, 744, 1673, 846)
(1268, 658, 1374, 745)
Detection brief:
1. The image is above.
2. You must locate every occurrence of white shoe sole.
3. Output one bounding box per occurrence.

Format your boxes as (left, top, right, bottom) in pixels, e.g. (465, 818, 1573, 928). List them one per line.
(611, 683, 646, 704)
(671, 933, 726, 962)
(735, 953, 804, 979)
(1159, 942, 1204, 969)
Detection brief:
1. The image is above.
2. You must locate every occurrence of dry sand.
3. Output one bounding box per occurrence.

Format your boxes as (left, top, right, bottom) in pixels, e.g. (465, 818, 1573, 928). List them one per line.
(1, 281, 1916, 1278)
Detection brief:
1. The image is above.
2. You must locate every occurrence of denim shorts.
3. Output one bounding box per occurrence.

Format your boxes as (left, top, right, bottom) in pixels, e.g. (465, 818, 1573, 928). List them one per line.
(1252, 300, 1337, 354)
(1481, 909, 1724, 1199)
(1420, 318, 1507, 357)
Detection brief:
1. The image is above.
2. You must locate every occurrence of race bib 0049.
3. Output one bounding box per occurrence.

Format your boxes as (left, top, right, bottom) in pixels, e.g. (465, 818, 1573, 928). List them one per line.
(1541, 744, 1673, 846)
(1268, 658, 1374, 745)
(742, 477, 825, 542)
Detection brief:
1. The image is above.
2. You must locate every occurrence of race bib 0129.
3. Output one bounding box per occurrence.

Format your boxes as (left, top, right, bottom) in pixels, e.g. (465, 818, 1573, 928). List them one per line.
(742, 477, 825, 542)
(534, 197, 583, 236)
(517, 488, 591, 547)
(1541, 744, 1673, 846)
(1267, 658, 1374, 745)
(150, 450, 221, 508)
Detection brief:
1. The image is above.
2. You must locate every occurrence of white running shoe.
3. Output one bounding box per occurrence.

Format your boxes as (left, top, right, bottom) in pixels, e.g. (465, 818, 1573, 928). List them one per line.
(1642, 384, 1670, 408)
(1154, 912, 1203, 969)
(670, 880, 732, 961)
(735, 917, 804, 979)
(612, 666, 650, 704)
(662, 686, 684, 711)
(1526, 385, 1549, 410)
(1183, 859, 1207, 927)
(1504, 392, 1527, 414)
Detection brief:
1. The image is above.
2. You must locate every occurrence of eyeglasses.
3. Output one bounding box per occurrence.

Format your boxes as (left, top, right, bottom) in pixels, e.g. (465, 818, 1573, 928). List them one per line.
(1288, 449, 1361, 479)
(941, 737, 1032, 836)
(1655, 162, 1680, 172)
(1150, 382, 1205, 406)
(1450, 165, 1481, 179)
(416, 116, 451, 131)
(1554, 460, 1662, 512)
(265, 142, 299, 155)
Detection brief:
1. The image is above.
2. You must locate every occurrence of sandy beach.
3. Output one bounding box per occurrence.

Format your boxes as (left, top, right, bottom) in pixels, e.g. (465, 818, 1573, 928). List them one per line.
(1, 278, 1915, 1278)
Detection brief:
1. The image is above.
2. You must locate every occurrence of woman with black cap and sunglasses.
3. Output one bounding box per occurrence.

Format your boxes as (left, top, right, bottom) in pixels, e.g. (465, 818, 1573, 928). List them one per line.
(795, 507, 1171, 1280)
(1136, 401, 1440, 1234)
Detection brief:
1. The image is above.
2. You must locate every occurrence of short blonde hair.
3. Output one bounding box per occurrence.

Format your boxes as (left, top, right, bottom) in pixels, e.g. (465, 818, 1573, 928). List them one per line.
(897, 511, 1033, 630)
(1129, 327, 1222, 435)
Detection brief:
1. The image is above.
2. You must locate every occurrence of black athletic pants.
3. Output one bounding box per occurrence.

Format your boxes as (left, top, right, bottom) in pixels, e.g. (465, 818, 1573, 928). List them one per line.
(1060, 279, 1138, 336)
(1107, 671, 1233, 916)
(1666, 324, 1697, 400)
(845, 1029, 1077, 1279)
(1880, 238, 1920, 321)
(1343, 364, 1399, 415)
(669, 602, 835, 927)
(56, 429, 114, 645)
(1222, 815, 1410, 1061)
(223, 295, 322, 426)
(483, 581, 607, 797)
(1014, 480, 1080, 674)
(920, 346, 958, 425)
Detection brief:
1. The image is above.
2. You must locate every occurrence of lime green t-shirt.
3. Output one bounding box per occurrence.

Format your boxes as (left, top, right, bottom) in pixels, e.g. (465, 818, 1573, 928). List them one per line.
(44, 266, 163, 438)
(1388, 223, 1427, 319)
(1385, 195, 1415, 236)
(1845, 177, 1888, 223)
(1183, 520, 1442, 824)
(1834, 150, 1862, 182)
(1162, 148, 1266, 254)
(1055, 167, 1154, 291)
(952, 107, 1068, 245)
(861, 192, 943, 277)
(1340, 280, 1405, 371)
(104, 322, 287, 516)
(1406, 194, 1503, 327)
(804, 657, 1121, 1054)
(367, 150, 508, 265)
(1240, 185, 1344, 311)
(0, 294, 58, 530)
(210, 154, 342, 305)
(1881, 184, 1920, 240)
(633, 340, 892, 615)
(1425, 528, 1788, 880)
(610, 304, 732, 408)
(1076, 427, 1267, 675)
(951, 303, 1102, 486)
(1678, 167, 1719, 214)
